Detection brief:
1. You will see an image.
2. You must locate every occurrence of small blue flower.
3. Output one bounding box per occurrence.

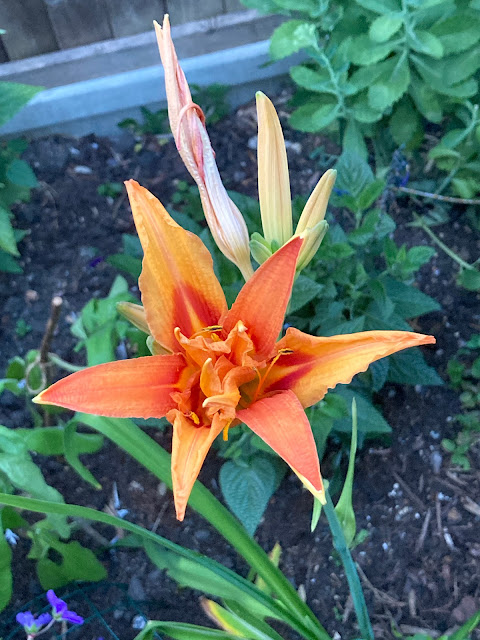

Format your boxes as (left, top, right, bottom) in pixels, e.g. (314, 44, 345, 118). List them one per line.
(16, 611, 52, 633)
(47, 590, 84, 625)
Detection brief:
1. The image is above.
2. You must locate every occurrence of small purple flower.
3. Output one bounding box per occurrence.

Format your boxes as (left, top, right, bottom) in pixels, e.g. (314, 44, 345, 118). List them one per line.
(16, 611, 52, 633)
(47, 590, 84, 625)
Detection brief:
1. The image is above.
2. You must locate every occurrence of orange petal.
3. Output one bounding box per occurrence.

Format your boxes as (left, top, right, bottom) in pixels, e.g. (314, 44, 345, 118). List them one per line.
(125, 180, 227, 351)
(222, 237, 303, 358)
(170, 411, 225, 521)
(237, 390, 323, 494)
(33, 355, 186, 418)
(266, 328, 436, 407)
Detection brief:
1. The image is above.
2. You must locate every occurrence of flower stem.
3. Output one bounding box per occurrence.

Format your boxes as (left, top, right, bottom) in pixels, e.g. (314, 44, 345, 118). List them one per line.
(323, 488, 373, 640)
(48, 353, 86, 372)
(414, 215, 476, 271)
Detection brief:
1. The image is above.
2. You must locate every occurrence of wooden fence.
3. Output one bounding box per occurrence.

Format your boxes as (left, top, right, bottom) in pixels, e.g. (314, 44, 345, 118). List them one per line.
(0, 0, 246, 63)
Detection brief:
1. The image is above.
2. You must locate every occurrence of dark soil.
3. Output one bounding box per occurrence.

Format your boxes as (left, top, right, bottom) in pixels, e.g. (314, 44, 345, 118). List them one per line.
(0, 94, 479, 640)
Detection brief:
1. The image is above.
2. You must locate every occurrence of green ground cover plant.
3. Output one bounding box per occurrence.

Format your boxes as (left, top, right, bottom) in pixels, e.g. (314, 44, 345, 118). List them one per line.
(240, 0, 480, 194)
(0, 81, 42, 273)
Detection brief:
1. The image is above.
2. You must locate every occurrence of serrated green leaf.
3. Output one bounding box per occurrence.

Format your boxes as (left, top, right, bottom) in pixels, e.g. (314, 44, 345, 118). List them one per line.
(444, 47, 480, 84)
(0, 82, 43, 128)
(289, 100, 339, 132)
(384, 277, 440, 318)
(388, 349, 443, 385)
(6, 159, 37, 188)
(355, 0, 400, 12)
(409, 30, 444, 58)
(335, 151, 374, 197)
(430, 13, 480, 54)
(409, 71, 443, 123)
(370, 358, 390, 391)
(406, 245, 436, 270)
(270, 21, 317, 61)
(343, 119, 368, 159)
(275, 0, 325, 17)
(369, 14, 403, 43)
(389, 97, 422, 146)
(368, 54, 410, 111)
(290, 65, 335, 94)
(351, 92, 384, 123)
(0, 206, 18, 256)
(356, 179, 385, 211)
(289, 275, 323, 313)
(219, 455, 283, 535)
(349, 59, 392, 93)
(349, 35, 395, 65)
(334, 387, 392, 436)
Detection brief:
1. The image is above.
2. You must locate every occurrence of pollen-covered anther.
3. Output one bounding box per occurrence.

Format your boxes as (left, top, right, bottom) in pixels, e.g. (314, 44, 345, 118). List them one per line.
(187, 410, 200, 425)
(222, 418, 233, 441)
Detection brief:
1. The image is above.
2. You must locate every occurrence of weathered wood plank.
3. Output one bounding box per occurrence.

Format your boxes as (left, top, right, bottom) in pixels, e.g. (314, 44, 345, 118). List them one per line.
(166, 0, 224, 25)
(223, 0, 246, 11)
(43, 0, 113, 49)
(104, 0, 164, 38)
(0, 11, 284, 88)
(0, 0, 58, 60)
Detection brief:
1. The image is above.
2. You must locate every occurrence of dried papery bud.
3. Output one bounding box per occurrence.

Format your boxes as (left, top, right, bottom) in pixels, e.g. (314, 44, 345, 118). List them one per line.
(154, 16, 253, 281)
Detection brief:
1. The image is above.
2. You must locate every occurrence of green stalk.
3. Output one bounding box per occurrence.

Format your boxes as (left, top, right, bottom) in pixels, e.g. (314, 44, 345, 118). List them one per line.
(323, 489, 373, 640)
(77, 415, 330, 640)
(414, 216, 476, 271)
(48, 353, 86, 372)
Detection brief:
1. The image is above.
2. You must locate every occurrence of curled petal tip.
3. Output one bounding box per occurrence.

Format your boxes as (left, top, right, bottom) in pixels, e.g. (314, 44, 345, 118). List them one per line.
(31, 392, 44, 405)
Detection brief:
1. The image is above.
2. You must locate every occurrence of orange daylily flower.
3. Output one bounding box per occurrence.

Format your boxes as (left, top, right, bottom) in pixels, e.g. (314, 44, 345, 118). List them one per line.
(34, 181, 435, 521)
(154, 15, 253, 281)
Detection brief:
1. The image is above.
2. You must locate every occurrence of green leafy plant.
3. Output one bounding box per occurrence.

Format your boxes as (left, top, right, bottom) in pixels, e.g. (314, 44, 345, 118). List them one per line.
(240, 0, 480, 167)
(14, 318, 32, 338)
(97, 181, 123, 199)
(0, 423, 105, 611)
(70, 275, 150, 365)
(0, 82, 42, 273)
(443, 334, 480, 469)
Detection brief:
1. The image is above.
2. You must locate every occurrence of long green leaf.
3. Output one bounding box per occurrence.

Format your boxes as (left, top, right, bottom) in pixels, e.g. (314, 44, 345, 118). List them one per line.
(0, 493, 296, 630)
(448, 608, 480, 640)
(77, 414, 329, 640)
(64, 420, 101, 489)
(135, 621, 239, 640)
(0, 517, 12, 612)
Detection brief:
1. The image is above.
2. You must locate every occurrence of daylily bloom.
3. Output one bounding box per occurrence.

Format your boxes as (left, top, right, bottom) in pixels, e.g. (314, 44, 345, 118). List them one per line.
(154, 15, 253, 281)
(34, 181, 435, 521)
(251, 92, 336, 272)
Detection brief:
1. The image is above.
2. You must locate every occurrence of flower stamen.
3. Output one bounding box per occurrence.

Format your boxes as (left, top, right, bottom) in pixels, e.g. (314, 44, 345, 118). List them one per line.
(252, 348, 293, 403)
(188, 411, 200, 425)
(222, 418, 233, 441)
